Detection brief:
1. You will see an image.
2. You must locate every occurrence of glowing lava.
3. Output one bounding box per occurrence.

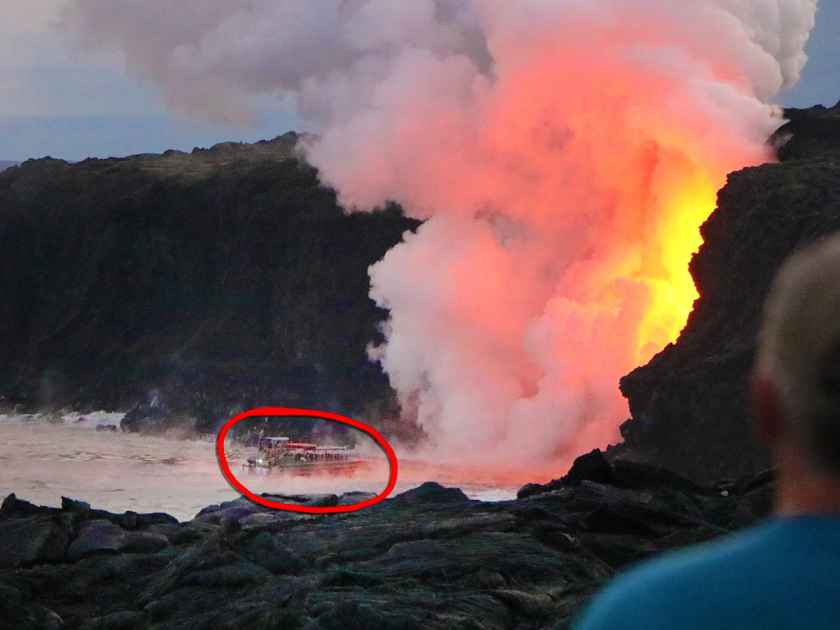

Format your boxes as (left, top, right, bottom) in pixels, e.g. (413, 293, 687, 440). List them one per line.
(633, 173, 720, 364)
(350, 18, 783, 470)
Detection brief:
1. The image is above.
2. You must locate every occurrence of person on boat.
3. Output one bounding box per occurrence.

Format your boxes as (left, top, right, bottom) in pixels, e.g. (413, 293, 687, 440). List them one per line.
(574, 234, 840, 630)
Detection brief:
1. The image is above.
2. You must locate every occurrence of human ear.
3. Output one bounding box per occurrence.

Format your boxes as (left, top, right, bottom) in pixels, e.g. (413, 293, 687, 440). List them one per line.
(751, 373, 784, 447)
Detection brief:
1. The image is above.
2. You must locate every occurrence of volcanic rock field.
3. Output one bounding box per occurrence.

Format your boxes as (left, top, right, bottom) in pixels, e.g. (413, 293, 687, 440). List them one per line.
(1, 452, 774, 629)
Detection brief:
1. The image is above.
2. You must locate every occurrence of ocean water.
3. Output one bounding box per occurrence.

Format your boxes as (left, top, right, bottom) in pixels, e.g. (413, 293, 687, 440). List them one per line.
(0, 413, 518, 521)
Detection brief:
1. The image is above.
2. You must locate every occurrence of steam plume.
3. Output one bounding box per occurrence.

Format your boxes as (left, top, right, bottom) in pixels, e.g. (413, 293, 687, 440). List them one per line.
(61, 0, 818, 470)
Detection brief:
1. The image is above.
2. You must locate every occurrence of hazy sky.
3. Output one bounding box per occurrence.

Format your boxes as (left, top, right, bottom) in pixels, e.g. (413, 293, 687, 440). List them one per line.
(1, 1, 837, 162)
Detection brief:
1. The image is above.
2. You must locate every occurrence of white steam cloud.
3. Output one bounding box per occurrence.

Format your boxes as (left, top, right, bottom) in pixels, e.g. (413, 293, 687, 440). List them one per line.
(61, 0, 818, 472)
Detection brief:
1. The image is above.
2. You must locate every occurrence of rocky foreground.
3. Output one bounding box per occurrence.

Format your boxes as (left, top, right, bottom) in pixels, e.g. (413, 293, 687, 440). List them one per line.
(1, 451, 774, 630)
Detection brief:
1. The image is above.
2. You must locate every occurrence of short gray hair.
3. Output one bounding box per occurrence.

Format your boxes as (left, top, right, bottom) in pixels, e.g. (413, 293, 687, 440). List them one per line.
(757, 233, 840, 474)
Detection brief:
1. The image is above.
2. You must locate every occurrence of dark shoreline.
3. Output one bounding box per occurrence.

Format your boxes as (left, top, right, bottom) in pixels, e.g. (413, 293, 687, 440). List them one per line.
(1, 450, 774, 629)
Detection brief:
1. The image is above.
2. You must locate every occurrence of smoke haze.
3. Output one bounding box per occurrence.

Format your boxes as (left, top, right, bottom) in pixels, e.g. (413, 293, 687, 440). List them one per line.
(61, 0, 818, 470)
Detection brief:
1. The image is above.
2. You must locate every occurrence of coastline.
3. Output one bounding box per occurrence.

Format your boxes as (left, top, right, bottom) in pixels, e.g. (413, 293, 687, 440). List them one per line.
(0, 451, 774, 629)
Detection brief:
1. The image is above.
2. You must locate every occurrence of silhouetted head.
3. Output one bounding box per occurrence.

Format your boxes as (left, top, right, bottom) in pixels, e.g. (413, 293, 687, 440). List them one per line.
(754, 234, 840, 479)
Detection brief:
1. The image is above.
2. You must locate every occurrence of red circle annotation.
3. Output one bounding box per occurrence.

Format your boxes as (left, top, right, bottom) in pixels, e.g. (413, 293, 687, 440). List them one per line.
(215, 406, 399, 514)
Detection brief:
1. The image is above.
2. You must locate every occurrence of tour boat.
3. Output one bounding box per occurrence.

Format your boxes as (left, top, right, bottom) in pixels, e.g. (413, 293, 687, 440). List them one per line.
(243, 436, 369, 474)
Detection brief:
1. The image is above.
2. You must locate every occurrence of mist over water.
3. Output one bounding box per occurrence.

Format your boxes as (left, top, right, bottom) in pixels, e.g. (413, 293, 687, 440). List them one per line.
(0, 414, 516, 520)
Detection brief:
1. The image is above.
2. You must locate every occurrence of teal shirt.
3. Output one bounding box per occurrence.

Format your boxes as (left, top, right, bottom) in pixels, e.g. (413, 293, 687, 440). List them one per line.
(574, 516, 840, 630)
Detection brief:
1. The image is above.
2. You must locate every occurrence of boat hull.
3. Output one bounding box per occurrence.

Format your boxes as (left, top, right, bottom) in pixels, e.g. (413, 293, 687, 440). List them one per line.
(243, 459, 372, 476)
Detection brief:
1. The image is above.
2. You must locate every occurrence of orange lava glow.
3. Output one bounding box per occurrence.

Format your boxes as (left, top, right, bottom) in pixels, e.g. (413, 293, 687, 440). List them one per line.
(311, 4, 787, 473)
(631, 172, 720, 364)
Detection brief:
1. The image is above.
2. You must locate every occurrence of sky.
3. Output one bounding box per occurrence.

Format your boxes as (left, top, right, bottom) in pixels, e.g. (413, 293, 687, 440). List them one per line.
(0, 0, 837, 163)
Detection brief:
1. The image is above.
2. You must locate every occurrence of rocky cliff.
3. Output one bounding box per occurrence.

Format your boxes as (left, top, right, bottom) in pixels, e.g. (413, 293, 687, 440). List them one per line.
(618, 102, 840, 483)
(0, 452, 773, 629)
(0, 161, 17, 172)
(0, 133, 418, 434)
